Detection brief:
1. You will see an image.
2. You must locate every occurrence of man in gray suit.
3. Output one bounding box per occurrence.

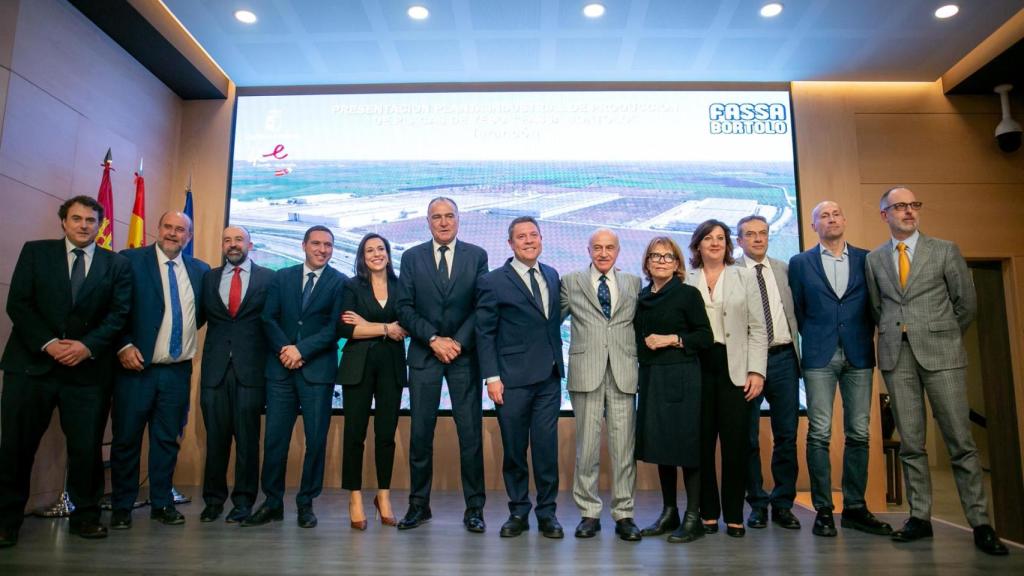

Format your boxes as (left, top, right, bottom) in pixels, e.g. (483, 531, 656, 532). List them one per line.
(559, 229, 642, 541)
(866, 186, 1007, 555)
(735, 215, 801, 530)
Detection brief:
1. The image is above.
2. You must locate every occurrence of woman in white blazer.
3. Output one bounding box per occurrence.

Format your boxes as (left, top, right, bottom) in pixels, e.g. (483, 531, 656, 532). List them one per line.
(685, 219, 767, 538)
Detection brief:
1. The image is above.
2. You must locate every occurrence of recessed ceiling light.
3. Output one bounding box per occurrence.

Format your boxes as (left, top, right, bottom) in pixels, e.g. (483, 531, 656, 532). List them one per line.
(934, 4, 959, 19)
(408, 5, 429, 20)
(583, 3, 606, 18)
(234, 9, 257, 24)
(760, 3, 784, 18)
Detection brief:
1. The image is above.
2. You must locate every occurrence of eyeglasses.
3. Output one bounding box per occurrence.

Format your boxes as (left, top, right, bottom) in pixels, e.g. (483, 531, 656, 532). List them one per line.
(647, 252, 676, 263)
(883, 201, 923, 212)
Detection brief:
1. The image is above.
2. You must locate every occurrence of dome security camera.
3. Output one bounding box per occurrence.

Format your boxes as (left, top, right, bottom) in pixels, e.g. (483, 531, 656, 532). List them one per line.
(994, 84, 1022, 153)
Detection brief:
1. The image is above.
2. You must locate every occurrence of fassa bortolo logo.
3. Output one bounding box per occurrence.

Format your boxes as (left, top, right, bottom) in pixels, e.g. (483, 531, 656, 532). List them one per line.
(708, 103, 788, 135)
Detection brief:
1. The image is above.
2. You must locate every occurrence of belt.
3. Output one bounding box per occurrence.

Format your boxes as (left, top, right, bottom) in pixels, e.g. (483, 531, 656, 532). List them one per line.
(768, 344, 791, 355)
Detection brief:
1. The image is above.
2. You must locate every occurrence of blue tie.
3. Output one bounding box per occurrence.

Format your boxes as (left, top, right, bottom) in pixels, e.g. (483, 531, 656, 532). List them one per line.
(598, 274, 611, 319)
(167, 261, 183, 359)
(302, 272, 316, 310)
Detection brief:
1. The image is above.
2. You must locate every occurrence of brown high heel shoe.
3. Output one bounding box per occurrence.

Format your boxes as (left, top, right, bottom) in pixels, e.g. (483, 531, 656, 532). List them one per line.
(349, 499, 367, 531)
(375, 495, 397, 527)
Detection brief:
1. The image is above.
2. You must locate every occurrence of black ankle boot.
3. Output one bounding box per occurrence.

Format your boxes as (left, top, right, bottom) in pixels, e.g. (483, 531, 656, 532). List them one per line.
(668, 511, 705, 543)
(640, 506, 681, 537)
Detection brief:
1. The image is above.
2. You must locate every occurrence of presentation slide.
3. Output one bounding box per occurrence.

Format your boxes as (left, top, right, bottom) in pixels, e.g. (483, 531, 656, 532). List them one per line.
(228, 89, 801, 412)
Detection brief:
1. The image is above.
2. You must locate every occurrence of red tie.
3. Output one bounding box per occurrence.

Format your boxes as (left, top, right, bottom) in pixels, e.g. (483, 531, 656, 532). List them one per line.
(228, 267, 242, 317)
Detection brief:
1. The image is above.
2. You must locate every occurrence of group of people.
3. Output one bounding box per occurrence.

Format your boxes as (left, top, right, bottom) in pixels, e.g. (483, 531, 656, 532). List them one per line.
(0, 189, 1009, 556)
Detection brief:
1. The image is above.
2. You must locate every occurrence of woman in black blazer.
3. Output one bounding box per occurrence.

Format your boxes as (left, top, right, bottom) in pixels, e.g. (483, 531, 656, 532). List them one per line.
(337, 233, 408, 530)
(634, 236, 713, 543)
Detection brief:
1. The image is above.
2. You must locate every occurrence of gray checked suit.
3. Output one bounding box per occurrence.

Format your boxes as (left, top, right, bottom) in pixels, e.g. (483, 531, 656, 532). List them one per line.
(865, 232, 989, 526)
(560, 267, 641, 520)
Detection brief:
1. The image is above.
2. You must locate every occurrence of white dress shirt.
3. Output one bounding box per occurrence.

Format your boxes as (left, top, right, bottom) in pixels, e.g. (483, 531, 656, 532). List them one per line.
(696, 268, 726, 345)
(432, 237, 457, 278)
(152, 247, 198, 364)
(589, 264, 617, 315)
(742, 257, 793, 346)
(65, 238, 95, 277)
(510, 257, 549, 318)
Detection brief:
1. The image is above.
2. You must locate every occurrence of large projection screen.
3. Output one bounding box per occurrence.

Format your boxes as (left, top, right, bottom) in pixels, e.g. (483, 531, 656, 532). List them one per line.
(227, 89, 801, 413)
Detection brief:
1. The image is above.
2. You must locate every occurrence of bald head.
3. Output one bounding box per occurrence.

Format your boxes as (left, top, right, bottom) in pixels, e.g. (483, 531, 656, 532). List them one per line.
(588, 228, 620, 274)
(810, 200, 847, 244)
(222, 225, 252, 265)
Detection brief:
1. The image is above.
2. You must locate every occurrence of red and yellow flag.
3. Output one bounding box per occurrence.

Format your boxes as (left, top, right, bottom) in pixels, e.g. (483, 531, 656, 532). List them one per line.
(95, 149, 114, 251)
(128, 163, 146, 248)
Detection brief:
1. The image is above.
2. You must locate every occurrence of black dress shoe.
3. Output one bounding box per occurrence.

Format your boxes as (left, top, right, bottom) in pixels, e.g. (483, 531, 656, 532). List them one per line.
(891, 517, 933, 542)
(397, 505, 432, 531)
(151, 506, 185, 525)
(747, 507, 767, 529)
(575, 517, 601, 538)
(812, 508, 837, 537)
(726, 525, 746, 538)
(225, 506, 251, 524)
(240, 504, 284, 527)
(69, 520, 108, 540)
(500, 515, 529, 538)
(702, 520, 719, 534)
(641, 506, 680, 536)
(297, 508, 317, 528)
(0, 527, 18, 548)
(538, 516, 564, 539)
(615, 518, 642, 542)
(771, 507, 801, 530)
(667, 512, 704, 543)
(973, 525, 1009, 556)
(841, 507, 892, 536)
(463, 508, 485, 533)
(110, 509, 132, 530)
(200, 504, 223, 523)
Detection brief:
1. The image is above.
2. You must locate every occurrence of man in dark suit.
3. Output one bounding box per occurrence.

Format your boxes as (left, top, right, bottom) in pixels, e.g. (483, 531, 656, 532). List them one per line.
(476, 216, 564, 539)
(396, 197, 489, 533)
(110, 211, 209, 529)
(0, 196, 132, 547)
(789, 201, 891, 538)
(198, 226, 273, 524)
(243, 225, 345, 529)
(735, 215, 802, 530)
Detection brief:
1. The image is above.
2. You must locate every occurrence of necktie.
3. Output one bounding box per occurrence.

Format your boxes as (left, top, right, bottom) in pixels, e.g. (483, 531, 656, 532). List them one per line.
(528, 268, 545, 317)
(167, 261, 183, 359)
(438, 245, 449, 287)
(755, 264, 775, 344)
(897, 242, 910, 289)
(70, 248, 85, 304)
(302, 272, 316, 310)
(597, 274, 611, 319)
(228, 266, 243, 317)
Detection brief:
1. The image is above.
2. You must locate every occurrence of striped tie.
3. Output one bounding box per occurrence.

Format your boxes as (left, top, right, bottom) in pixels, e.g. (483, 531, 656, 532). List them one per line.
(755, 264, 774, 344)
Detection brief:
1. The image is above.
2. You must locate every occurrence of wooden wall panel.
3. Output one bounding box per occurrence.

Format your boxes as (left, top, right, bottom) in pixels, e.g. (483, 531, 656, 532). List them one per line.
(0, 67, 9, 145)
(0, 0, 18, 70)
(0, 75, 79, 196)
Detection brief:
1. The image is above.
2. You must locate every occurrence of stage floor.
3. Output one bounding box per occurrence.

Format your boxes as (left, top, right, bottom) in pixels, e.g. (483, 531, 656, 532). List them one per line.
(1, 489, 1020, 574)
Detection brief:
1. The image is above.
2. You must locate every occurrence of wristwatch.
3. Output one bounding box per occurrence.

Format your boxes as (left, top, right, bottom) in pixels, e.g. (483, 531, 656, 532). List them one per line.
(429, 335, 438, 343)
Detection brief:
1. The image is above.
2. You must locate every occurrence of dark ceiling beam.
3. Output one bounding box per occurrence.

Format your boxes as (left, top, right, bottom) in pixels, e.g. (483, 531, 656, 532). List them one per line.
(943, 8, 1024, 95)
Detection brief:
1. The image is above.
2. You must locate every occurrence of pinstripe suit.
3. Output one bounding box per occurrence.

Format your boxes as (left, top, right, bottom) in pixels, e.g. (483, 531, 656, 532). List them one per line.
(560, 267, 641, 521)
(866, 231, 989, 527)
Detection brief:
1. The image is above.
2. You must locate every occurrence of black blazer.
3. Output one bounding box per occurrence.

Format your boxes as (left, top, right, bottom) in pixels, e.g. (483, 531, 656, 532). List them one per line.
(262, 264, 346, 384)
(634, 276, 713, 366)
(336, 276, 408, 387)
(200, 262, 274, 388)
(1, 239, 132, 384)
(396, 239, 488, 369)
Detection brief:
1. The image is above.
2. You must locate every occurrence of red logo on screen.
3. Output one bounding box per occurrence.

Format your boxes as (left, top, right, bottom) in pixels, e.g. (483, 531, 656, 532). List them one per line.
(262, 144, 289, 160)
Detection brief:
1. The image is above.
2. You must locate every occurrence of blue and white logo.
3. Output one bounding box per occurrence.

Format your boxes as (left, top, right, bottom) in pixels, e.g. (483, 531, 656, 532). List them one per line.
(709, 103, 788, 135)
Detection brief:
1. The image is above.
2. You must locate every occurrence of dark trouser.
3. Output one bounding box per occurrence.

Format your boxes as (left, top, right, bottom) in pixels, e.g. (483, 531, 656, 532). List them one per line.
(0, 372, 109, 530)
(341, 345, 402, 490)
(200, 362, 264, 509)
(495, 369, 561, 520)
(111, 362, 191, 510)
(259, 371, 333, 510)
(699, 344, 752, 525)
(746, 346, 799, 511)
(408, 357, 484, 509)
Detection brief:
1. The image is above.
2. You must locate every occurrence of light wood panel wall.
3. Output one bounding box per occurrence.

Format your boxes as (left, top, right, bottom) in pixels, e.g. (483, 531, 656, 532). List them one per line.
(0, 0, 184, 508)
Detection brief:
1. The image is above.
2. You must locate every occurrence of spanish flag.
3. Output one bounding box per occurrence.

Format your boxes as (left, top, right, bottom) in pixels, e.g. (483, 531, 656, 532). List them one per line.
(95, 148, 114, 251)
(128, 158, 146, 248)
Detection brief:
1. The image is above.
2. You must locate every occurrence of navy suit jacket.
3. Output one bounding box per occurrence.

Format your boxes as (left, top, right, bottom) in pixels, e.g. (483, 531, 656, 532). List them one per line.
(119, 244, 209, 366)
(261, 264, 346, 384)
(476, 259, 563, 388)
(789, 244, 875, 370)
(396, 239, 488, 370)
(1, 239, 132, 384)
(201, 262, 274, 388)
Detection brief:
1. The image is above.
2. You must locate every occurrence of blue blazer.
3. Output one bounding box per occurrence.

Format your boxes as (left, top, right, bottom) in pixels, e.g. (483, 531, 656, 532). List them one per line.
(788, 244, 875, 370)
(119, 244, 209, 366)
(261, 264, 346, 384)
(475, 259, 563, 388)
(396, 239, 488, 370)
